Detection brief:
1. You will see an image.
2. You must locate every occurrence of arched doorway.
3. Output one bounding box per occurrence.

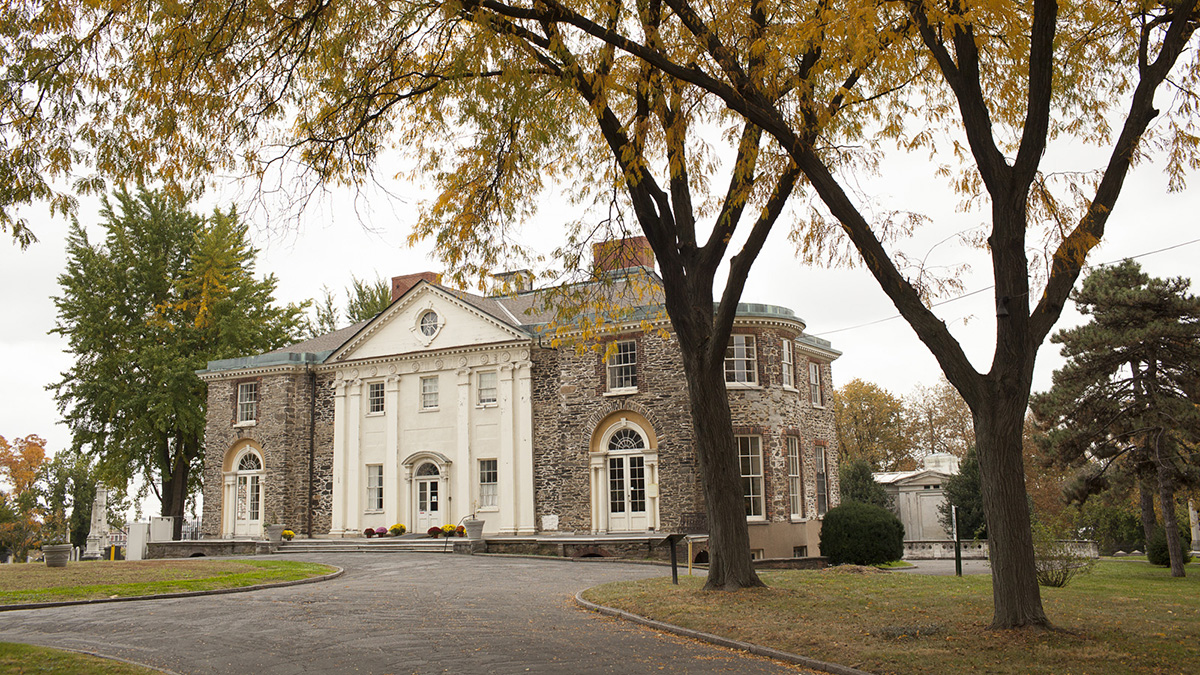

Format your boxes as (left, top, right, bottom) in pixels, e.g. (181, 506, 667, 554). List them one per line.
(402, 452, 451, 534)
(223, 443, 265, 539)
(590, 414, 659, 533)
(415, 462, 442, 533)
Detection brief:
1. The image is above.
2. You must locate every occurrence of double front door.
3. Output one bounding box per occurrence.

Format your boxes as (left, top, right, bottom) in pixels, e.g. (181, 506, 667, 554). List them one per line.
(415, 463, 442, 533)
(607, 455, 648, 531)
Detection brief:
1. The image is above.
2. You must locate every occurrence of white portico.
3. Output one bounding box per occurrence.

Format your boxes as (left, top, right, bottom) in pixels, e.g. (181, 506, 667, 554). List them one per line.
(324, 282, 537, 537)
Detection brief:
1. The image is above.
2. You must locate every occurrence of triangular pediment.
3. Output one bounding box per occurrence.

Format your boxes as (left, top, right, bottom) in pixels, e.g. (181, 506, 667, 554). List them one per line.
(329, 282, 530, 362)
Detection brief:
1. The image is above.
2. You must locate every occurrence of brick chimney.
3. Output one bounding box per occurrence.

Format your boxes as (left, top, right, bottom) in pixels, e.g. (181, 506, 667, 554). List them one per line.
(592, 236, 655, 275)
(391, 272, 442, 302)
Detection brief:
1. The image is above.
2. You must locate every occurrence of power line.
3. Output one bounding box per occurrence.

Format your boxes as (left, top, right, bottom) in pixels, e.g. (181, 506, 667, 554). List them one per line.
(811, 237, 1200, 337)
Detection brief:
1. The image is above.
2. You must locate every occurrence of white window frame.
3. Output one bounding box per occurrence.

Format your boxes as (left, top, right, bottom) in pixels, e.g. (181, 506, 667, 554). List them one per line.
(477, 371, 498, 406)
(737, 436, 765, 519)
(606, 340, 638, 393)
(366, 464, 384, 512)
(787, 436, 804, 519)
(809, 362, 824, 407)
(815, 445, 828, 516)
(781, 340, 795, 389)
(478, 459, 499, 509)
(420, 376, 439, 410)
(367, 381, 385, 415)
(236, 382, 258, 425)
(725, 335, 758, 385)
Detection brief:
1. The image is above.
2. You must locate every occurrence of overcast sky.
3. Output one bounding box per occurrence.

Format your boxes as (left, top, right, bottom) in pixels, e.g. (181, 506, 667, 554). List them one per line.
(1, 142, 1196, 517)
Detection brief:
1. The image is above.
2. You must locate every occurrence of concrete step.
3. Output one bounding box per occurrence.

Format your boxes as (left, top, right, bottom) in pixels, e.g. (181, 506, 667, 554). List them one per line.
(277, 538, 468, 554)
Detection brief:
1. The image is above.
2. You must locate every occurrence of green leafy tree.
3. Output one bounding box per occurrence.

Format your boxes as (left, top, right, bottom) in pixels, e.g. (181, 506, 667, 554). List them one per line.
(39, 449, 99, 549)
(1031, 261, 1200, 576)
(939, 448, 987, 541)
(345, 275, 392, 323)
(7, 0, 1200, 627)
(838, 458, 893, 510)
(835, 380, 913, 471)
(52, 188, 306, 539)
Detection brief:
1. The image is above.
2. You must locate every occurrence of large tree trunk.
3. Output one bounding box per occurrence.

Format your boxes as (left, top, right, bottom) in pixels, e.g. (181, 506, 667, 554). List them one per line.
(1139, 476, 1159, 550)
(1156, 458, 1186, 577)
(974, 393, 1049, 629)
(160, 436, 191, 541)
(680, 343, 763, 590)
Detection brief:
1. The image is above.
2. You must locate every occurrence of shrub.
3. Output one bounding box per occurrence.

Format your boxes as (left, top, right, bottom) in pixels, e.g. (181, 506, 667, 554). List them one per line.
(1032, 522, 1094, 588)
(819, 501, 905, 566)
(1147, 528, 1194, 567)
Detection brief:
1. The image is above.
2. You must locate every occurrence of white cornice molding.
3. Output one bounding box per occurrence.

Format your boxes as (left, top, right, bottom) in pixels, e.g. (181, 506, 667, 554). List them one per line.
(197, 363, 310, 382)
(795, 340, 841, 362)
(319, 341, 533, 377)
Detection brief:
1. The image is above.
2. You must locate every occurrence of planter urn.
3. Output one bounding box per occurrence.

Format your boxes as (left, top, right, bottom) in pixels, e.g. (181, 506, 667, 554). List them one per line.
(42, 544, 72, 568)
(265, 524, 286, 544)
(463, 518, 485, 540)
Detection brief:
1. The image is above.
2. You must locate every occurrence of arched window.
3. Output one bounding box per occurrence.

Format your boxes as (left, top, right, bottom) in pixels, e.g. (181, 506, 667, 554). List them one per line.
(238, 453, 262, 472)
(417, 462, 440, 477)
(607, 428, 646, 452)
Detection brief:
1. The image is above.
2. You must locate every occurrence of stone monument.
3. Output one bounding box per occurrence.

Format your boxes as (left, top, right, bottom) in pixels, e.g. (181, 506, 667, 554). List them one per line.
(81, 486, 110, 561)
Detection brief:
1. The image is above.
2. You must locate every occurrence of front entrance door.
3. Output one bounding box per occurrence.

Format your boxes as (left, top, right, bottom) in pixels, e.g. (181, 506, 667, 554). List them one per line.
(415, 463, 441, 533)
(233, 452, 263, 537)
(607, 454, 648, 532)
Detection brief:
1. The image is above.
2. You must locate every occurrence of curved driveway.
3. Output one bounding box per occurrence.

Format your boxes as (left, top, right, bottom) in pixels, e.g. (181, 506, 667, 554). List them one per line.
(2, 553, 812, 674)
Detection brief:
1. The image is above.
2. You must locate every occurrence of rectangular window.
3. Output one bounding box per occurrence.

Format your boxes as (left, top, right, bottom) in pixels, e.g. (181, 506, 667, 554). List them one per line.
(781, 340, 794, 388)
(738, 436, 764, 518)
(368, 381, 385, 414)
(787, 436, 804, 518)
(237, 382, 258, 423)
(420, 376, 439, 409)
(725, 335, 757, 384)
(366, 464, 383, 511)
(815, 445, 828, 516)
(607, 340, 638, 391)
(477, 371, 498, 406)
(479, 459, 498, 508)
(809, 362, 824, 406)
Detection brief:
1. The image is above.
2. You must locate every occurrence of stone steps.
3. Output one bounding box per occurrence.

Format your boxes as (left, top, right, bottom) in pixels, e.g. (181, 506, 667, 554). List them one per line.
(276, 538, 470, 554)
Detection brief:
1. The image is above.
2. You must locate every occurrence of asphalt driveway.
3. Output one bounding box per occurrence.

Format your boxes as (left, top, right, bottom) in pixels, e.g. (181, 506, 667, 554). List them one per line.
(1, 553, 814, 674)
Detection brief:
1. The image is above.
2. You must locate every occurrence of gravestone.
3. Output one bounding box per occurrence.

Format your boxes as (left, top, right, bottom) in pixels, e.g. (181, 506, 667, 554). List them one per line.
(81, 486, 110, 561)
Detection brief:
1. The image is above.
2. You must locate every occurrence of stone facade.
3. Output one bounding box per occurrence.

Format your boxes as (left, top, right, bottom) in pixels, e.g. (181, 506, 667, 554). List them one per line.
(199, 265, 840, 559)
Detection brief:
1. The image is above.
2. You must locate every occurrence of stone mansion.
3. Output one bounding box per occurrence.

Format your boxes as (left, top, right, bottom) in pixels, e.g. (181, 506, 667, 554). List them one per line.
(198, 237, 841, 559)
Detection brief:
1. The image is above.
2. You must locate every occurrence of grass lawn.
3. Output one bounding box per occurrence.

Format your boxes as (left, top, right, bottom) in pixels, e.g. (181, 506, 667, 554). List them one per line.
(0, 643, 160, 674)
(583, 560, 1198, 675)
(0, 559, 336, 605)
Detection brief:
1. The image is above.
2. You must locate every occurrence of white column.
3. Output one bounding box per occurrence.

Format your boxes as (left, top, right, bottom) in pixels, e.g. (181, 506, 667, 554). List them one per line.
(514, 360, 535, 535)
(384, 374, 401, 526)
(498, 364, 517, 534)
(222, 474, 236, 537)
(455, 368, 472, 522)
(330, 379, 348, 535)
(590, 455, 606, 534)
(344, 380, 363, 536)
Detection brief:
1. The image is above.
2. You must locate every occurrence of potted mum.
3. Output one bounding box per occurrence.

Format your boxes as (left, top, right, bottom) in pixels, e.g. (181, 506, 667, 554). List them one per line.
(281, 529, 295, 541)
(389, 524, 406, 536)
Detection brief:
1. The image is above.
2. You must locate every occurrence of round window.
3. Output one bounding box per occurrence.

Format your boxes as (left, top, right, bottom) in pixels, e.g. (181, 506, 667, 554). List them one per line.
(419, 310, 439, 336)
